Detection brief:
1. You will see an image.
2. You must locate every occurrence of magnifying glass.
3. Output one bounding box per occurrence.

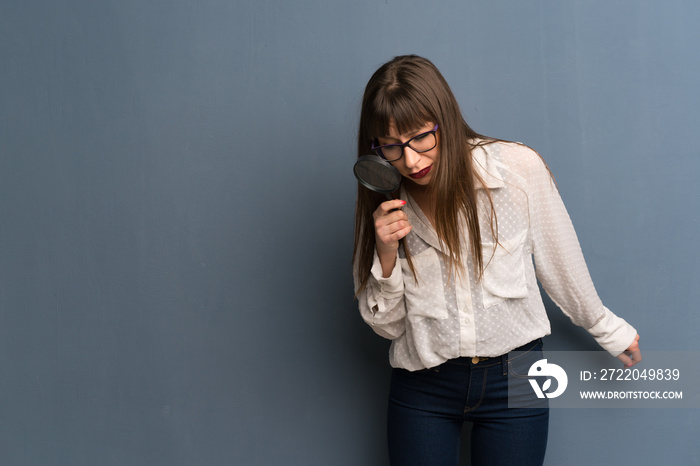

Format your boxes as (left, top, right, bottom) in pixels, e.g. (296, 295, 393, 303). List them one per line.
(353, 154, 402, 199)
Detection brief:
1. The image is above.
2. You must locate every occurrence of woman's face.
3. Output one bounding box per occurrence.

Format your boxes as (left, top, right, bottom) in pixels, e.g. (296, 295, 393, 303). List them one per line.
(376, 121, 440, 187)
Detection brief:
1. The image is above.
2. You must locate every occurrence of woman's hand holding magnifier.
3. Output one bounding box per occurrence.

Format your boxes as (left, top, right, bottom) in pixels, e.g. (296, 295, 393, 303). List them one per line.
(373, 199, 412, 278)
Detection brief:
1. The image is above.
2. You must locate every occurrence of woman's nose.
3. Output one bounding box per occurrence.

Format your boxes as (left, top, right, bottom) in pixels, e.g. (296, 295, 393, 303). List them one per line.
(403, 146, 421, 168)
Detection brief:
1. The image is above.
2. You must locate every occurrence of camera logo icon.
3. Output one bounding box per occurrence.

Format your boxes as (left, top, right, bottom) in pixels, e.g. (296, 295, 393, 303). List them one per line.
(528, 359, 568, 399)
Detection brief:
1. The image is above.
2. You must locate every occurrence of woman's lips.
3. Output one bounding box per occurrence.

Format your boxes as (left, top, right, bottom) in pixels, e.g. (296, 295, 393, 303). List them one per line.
(409, 165, 432, 179)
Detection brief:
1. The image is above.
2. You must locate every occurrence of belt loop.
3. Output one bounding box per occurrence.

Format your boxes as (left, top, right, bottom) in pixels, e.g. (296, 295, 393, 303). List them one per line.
(501, 352, 508, 376)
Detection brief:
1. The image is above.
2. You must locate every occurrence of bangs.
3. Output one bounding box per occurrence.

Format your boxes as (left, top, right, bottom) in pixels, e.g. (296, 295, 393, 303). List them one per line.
(366, 89, 433, 139)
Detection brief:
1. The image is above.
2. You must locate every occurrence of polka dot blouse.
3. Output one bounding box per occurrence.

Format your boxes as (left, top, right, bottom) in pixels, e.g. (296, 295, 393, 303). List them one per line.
(354, 141, 637, 371)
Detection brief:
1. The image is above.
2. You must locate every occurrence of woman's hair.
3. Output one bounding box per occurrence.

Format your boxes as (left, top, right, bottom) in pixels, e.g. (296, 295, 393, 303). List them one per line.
(353, 55, 498, 294)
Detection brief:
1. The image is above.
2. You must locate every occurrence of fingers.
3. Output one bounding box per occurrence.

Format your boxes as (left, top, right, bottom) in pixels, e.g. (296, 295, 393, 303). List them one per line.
(376, 199, 407, 215)
(382, 222, 412, 244)
(375, 216, 412, 246)
(626, 349, 642, 367)
(617, 335, 642, 367)
(616, 352, 633, 367)
(373, 200, 412, 253)
(618, 349, 642, 368)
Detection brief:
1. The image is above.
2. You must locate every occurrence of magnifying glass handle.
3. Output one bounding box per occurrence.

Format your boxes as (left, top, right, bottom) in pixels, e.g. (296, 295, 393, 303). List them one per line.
(386, 194, 402, 213)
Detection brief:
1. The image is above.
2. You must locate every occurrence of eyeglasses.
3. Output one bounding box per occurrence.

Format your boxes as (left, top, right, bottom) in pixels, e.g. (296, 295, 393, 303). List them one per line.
(371, 124, 439, 162)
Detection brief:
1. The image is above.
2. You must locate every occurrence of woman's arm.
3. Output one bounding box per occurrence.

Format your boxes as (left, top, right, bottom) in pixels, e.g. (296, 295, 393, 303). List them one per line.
(354, 248, 407, 340)
(353, 199, 412, 340)
(521, 146, 641, 362)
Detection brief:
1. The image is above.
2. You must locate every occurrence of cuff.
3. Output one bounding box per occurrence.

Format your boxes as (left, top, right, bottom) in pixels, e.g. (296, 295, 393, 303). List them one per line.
(587, 307, 638, 356)
(369, 249, 404, 298)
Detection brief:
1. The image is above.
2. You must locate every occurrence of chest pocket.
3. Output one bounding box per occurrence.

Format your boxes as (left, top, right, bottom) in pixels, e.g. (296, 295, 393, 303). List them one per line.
(400, 247, 449, 321)
(480, 229, 529, 308)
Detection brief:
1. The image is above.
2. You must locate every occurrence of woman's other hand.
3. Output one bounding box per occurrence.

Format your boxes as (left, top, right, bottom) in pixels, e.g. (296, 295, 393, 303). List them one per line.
(616, 334, 642, 367)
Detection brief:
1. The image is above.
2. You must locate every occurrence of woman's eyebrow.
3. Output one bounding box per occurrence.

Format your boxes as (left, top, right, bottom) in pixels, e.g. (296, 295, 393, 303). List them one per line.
(380, 126, 427, 141)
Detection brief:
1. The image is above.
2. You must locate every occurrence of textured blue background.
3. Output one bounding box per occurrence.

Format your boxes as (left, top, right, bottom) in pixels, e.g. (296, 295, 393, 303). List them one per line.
(1, 1, 698, 464)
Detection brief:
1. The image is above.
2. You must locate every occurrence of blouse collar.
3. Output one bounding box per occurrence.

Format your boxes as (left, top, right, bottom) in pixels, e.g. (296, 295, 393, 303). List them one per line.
(399, 141, 505, 253)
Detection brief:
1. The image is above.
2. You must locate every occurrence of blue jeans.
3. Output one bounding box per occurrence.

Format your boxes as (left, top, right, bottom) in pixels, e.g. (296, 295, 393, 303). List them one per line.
(387, 339, 549, 466)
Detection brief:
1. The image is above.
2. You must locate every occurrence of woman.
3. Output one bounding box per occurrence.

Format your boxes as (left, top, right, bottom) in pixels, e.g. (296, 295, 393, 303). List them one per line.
(352, 55, 641, 466)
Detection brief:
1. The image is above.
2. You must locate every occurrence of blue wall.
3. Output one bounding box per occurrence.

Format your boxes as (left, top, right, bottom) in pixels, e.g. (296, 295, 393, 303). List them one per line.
(1, 1, 698, 464)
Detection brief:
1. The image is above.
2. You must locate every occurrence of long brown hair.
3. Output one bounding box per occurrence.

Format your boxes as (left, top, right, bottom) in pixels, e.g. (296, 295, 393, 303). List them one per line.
(353, 55, 498, 294)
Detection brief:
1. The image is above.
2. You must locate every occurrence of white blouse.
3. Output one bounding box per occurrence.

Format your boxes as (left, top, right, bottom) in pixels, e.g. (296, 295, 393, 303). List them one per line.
(354, 141, 637, 371)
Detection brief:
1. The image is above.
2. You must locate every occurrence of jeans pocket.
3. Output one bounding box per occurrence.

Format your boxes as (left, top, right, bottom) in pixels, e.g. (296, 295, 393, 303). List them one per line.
(507, 339, 544, 379)
(506, 339, 549, 409)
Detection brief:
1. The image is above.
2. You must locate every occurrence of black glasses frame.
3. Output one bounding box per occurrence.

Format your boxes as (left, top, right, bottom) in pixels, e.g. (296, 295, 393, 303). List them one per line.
(371, 124, 439, 162)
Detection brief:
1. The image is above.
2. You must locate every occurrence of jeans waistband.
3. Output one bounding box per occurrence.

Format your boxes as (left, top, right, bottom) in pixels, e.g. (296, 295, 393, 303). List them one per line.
(445, 338, 543, 371)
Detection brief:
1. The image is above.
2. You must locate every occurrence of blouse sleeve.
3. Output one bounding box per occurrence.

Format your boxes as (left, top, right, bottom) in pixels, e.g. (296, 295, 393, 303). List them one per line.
(523, 148, 637, 356)
(353, 249, 407, 340)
